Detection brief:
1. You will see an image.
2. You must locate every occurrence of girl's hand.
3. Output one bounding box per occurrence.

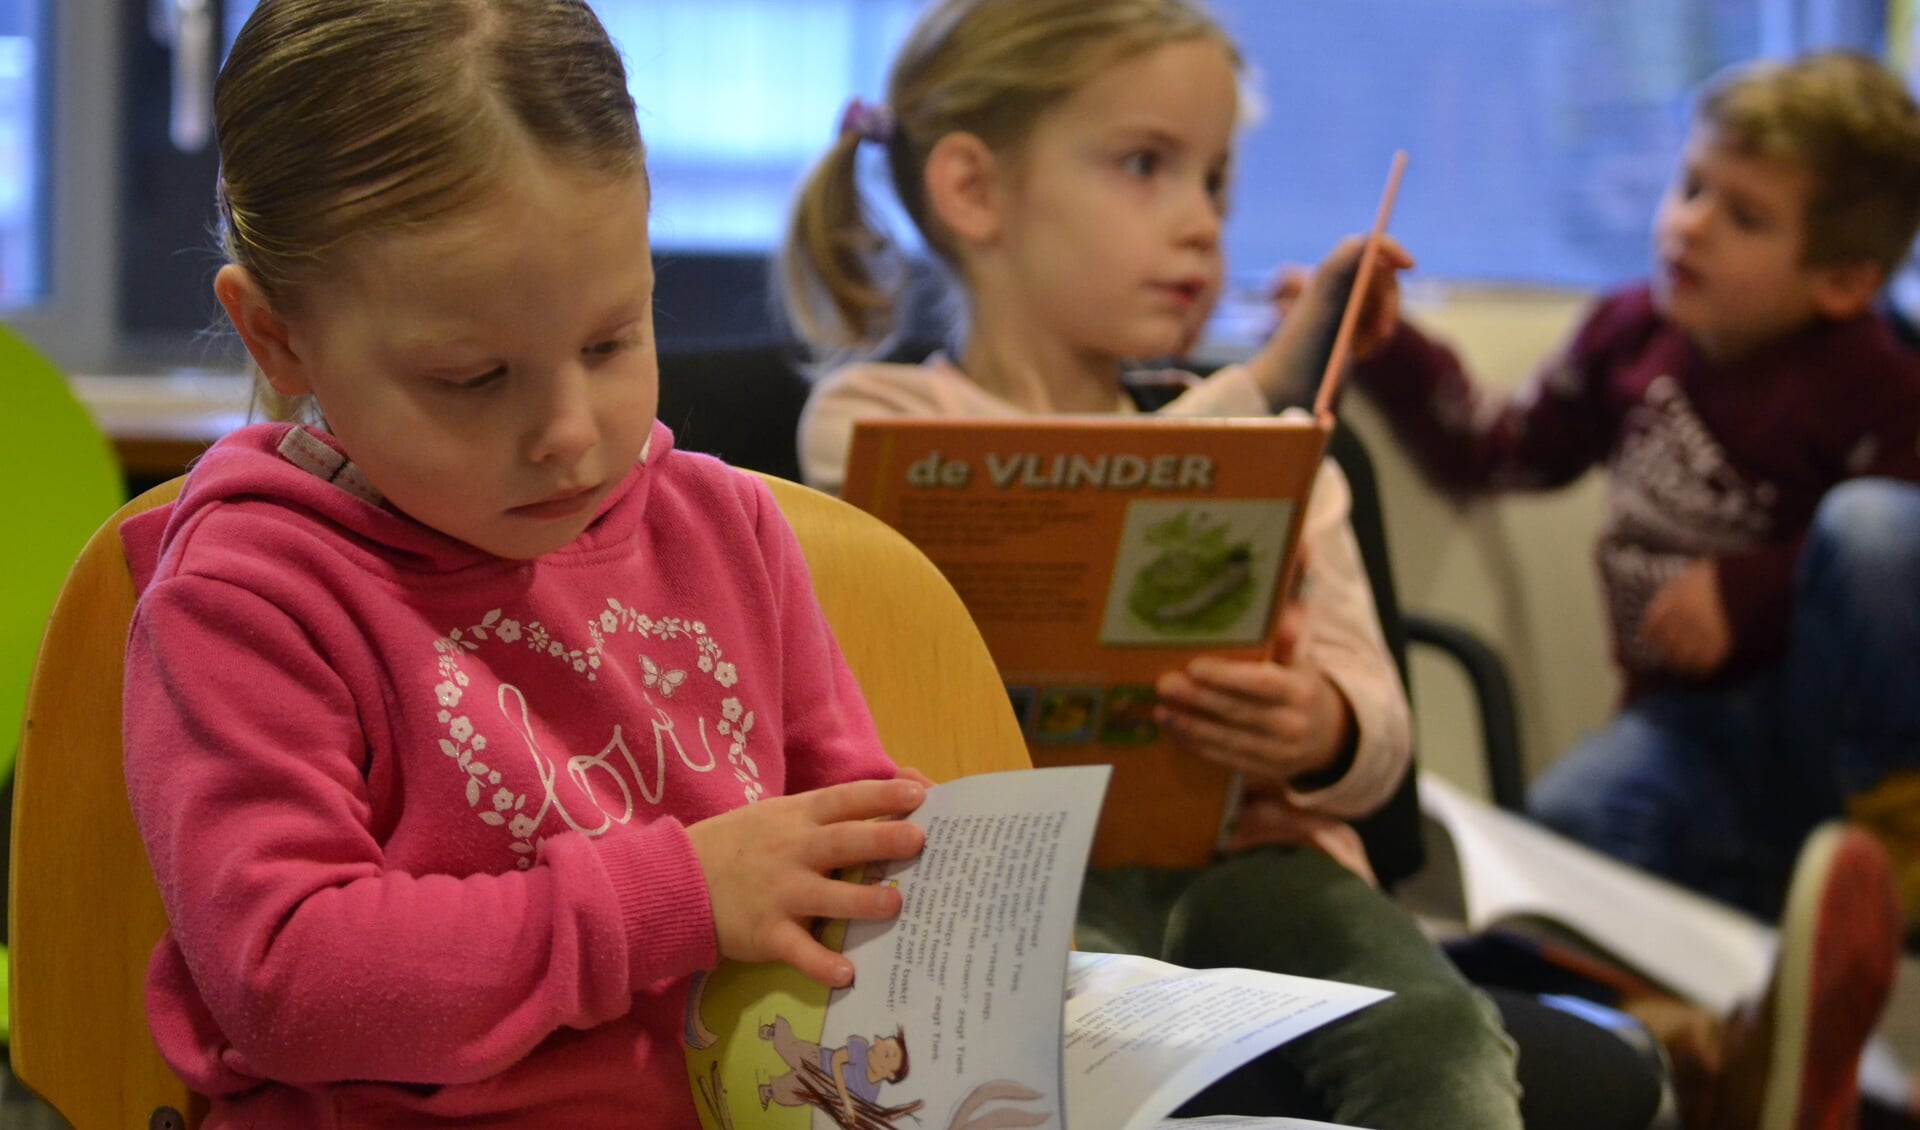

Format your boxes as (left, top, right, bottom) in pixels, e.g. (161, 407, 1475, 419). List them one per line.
(689, 778, 926, 987)
(1300, 233, 1413, 362)
(1639, 560, 1733, 675)
(894, 765, 938, 789)
(1152, 603, 1353, 785)
(1243, 235, 1415, 409)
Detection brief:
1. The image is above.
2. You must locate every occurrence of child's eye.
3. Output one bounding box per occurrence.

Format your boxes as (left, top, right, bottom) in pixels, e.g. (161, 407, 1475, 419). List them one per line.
(447, 366, 507, 391)
(1205, 168, 1230, 214)
(584, 331, 643, 361)
(1120, 150, 1163, 179)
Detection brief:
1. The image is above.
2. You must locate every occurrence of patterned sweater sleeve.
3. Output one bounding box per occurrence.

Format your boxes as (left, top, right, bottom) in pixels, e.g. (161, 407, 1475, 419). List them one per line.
(1349, 293, 1649, 495)
(124, 576, 716, 1088)
(1715, 329, 1920, 669)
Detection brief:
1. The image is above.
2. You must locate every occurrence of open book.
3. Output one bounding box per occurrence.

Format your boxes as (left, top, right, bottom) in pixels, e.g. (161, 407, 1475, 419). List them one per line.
(1417, 773, 1918, 1108)
(1417, 772, 1772, 1012)
(841, 417, 1327, 869)
(682, 766, 1388, 1130)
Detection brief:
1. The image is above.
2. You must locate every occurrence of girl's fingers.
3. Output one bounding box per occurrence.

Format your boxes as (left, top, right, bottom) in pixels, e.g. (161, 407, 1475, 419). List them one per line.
(768, 922, 857, 989)
(1375, 234, 1415, 270)
(1161, 714, 1288, 777)
(803, 777, 927, 824)
(1156, 675, 1272, 729)
(1174, 656, 1303, 702)
(894, 765, 938, 789)
(810, 817, 926, 872)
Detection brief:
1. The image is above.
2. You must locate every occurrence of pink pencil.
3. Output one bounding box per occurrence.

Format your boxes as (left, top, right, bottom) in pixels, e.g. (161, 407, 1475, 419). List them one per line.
(1312, 149, 1408, 423)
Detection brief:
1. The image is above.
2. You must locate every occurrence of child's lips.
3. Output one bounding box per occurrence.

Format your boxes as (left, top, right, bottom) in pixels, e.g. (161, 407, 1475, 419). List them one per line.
(512, 483, 602, 520)
(1663, 260, 1703, 291)
(1152, 280, 1205, 307)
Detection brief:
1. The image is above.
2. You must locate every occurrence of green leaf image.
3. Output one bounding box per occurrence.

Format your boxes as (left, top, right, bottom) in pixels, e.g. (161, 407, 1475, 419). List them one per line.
(1126, 510, 1257, 635)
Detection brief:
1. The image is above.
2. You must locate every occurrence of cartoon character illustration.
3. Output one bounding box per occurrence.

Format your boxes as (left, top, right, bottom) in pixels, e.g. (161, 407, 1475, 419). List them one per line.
(1126, 509, 1256, 633)
(692, 1059, 735, 1130)
(757, 1015, 922, 1128)
(684, 969, 721, 1051)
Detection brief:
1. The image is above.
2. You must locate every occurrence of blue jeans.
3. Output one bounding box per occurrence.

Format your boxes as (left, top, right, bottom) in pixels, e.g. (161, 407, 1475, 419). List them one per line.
(1528, 478, 1920, 920)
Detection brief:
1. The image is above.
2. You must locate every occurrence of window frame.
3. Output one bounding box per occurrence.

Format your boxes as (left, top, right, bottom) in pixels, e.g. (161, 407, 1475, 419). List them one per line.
(9, 1, 122, 374)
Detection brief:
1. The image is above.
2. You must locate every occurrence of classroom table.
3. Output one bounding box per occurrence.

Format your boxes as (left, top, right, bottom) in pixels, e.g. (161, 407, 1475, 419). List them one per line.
(68, 372, 253, 487)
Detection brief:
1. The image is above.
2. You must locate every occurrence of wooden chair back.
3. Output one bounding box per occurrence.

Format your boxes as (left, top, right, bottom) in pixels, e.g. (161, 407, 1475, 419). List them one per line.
(11, 478, 191, 1130)
(749, 471, 1030, 782)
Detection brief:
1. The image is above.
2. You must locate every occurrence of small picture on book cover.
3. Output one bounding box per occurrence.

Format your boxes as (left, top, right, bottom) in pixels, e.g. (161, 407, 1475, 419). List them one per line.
(1033, 686, 1101, 743)
(1097, 684, 1160, 745)
(1098, 498, 1295, 646)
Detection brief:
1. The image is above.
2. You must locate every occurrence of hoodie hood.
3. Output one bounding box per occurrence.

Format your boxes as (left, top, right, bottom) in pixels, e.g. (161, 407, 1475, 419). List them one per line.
(123, 419, 672, 594)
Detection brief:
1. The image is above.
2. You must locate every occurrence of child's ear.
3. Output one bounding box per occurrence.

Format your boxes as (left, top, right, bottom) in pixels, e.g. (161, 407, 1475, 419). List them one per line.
(924, 131, 1003, 247)
(215, 264, 314, 397)
(1810, 259, 1885, 321)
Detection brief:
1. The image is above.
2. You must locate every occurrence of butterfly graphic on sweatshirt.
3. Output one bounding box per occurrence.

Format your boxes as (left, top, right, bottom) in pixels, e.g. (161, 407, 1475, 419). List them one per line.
(640, 655, 688, 698)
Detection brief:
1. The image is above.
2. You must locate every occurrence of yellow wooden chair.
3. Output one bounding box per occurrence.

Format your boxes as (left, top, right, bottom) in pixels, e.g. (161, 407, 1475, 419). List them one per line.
(0, 327, 126, 1051)
(10, 469, 1029, 1130)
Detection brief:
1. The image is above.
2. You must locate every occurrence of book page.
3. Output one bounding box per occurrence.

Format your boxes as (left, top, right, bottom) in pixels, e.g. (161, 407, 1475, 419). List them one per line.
(1418, 772, 1770, 1011)
(842, 417, 1330, 869)
(685, 765, 1108, 1130)
(1060, 952, 1388, 1130)
(1420, 773, 1920, 1108)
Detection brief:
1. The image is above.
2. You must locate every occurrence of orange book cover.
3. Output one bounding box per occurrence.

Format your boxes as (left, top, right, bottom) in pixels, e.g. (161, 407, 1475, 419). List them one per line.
(842, 414, 1330, 868)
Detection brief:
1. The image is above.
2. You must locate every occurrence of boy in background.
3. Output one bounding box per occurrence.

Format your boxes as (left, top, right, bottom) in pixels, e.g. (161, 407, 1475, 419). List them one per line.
(1348, 51, 1920, 938)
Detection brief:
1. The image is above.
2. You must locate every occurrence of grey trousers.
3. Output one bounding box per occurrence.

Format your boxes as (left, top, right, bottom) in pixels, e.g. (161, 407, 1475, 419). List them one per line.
(1077, 845, 1525, 1130)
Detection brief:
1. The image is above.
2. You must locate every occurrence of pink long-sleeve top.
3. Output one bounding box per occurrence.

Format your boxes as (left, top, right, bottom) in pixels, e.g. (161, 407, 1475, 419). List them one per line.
(121, 420, 896, 1128)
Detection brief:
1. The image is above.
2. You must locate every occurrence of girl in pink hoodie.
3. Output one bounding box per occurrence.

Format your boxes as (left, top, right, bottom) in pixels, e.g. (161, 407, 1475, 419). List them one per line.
(120, 2, 928, 1126)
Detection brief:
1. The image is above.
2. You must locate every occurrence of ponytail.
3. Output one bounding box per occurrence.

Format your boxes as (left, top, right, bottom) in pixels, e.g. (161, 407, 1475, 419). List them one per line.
(778, 130, 908, 361)
(777, 0, 1234, 366)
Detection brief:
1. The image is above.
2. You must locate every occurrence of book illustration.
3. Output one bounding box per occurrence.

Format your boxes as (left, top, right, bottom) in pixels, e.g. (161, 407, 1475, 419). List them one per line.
(757, 1015, 921, 1125)
(1032, 687, 1100, 743)
(1095, 684, 1159, 745)
(1100, 500, 1293, 646)
(685, 767, 1391, 1129)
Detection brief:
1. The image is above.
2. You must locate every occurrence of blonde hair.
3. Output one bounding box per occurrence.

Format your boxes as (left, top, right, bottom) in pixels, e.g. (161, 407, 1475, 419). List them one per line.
(778, 0, 1235, 361)
(1698, 51, 1920, 273)
(215, 0, 644, 413)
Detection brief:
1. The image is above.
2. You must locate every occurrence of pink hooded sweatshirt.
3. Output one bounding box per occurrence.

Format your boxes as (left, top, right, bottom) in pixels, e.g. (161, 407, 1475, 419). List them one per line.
(121, 421, 896, 1128)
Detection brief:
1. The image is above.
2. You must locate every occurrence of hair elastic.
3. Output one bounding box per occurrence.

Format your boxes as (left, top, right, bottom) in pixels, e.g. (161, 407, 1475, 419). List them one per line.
(837, 97, 896, 145)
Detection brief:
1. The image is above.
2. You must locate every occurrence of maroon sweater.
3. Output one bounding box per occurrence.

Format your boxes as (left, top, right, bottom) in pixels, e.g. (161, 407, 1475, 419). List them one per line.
(1352, 286, 1920, 701)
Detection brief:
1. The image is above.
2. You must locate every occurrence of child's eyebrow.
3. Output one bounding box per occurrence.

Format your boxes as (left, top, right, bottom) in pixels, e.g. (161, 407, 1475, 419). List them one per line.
(1105, 124, 1194, 152)
(388, 330, 483, 356)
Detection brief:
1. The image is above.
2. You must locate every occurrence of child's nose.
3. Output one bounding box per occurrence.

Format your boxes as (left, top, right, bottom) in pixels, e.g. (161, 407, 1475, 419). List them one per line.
(1673, 197, 1714, 239)
(527, 368, 599, 465)
(1176, 185, 1223, 249)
